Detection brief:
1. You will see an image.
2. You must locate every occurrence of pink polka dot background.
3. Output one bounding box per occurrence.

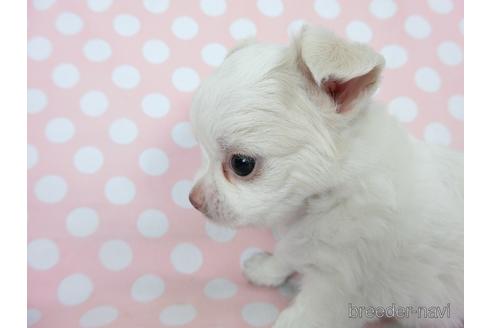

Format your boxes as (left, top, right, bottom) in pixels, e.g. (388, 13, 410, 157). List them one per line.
(27, 0, 463, 327)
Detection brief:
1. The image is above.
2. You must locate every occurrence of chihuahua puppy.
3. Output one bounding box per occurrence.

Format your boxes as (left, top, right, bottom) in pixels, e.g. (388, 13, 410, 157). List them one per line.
(188, 26, 463, 328)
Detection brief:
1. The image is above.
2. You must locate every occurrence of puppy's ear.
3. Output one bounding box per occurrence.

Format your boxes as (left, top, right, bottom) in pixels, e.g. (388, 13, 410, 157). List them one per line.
(294, 26, 385, 113)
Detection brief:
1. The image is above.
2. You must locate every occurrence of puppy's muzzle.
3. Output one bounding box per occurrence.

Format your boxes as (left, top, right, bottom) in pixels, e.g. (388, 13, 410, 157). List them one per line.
(189, 184, 205, 212)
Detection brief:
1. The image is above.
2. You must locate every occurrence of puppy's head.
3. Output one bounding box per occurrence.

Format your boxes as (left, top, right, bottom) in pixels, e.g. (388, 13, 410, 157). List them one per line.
(189, 26, 384, 228)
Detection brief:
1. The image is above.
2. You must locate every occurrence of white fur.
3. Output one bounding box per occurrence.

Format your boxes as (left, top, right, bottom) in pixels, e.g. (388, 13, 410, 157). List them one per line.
(190, 26, 463, 328)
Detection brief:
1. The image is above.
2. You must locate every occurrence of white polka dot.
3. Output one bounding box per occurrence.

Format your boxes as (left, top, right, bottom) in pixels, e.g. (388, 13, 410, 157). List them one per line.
(448, 95, 464, 121)
(171, 243, 203, 274)
(141, 93, 170, 118)
(201, 43, 227, 67)
(242, 303, 279, 327)
(66, 207, 99, 237)
(28, 238, 59, 270)
(57, 273, 93, 306)
(27, 144, 39, 169)
(205, 221, 236, 242)
(428, 0, 453, 14)
(370, 0, 397, 19)
(415, 67, 441, 92)
(172, 67, 200, 92)
(287, 19, 305, 38)
(424, 122, 452, 145)
(204, 278, 237, 299)
(87, 0, 112, 12)
(131, 274, 165, 303)
(142, 39, 170, 64)
(99, 240, 133, 271)
(459, 18, 464, 35)
(80, 91, 108, 117)
(113, 14, 140, 37)
(405, 15, 432, 39)
(56, 12, 84, 35)
(438, 41, 462, 66)
(143, 0, 169, 13)
(73, 147, 104, 174)
(313, 0, 340, 19)
(388, 97, 418, 122)
(52, 63, 80, 89)
(257, 0, 284, 17)
(230, 18, 257, 40)
(80, 306, 118, 328)
(27, 37, 52, 61)
(171, 122, 197, 148)
(139, 148, 169, 176)
(137, 209, 169, 238)
(33, 0, 55, 11)
(171, 180, 193, 209)
(380, 45, 408, 69)
(27, 88, 47, 114)
(172, 16, 199, 40)
(346, 21, 373, 43)
(83, 39, 112, 62)
(34, 175, 68, 203)
(240, 247, 263, 269)
(201, 0, 226, 16)
(27, 308, 42, 326)
(112, 65, 140, 89)
(109, 118, 138, 144)
(105, 177, 136, 205)
(160, 304, 197, 326)
(45, 117, 75, 143)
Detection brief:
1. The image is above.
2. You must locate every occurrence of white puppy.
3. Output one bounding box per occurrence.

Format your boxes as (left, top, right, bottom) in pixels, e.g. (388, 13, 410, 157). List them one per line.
(189, 26, 463, 328)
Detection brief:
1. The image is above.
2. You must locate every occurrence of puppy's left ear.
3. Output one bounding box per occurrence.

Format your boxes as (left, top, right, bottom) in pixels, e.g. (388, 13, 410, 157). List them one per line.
(294, 26, 385, 114)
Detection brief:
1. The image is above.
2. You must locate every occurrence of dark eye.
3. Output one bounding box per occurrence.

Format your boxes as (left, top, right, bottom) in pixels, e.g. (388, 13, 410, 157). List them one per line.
(230, 154, 256, 177)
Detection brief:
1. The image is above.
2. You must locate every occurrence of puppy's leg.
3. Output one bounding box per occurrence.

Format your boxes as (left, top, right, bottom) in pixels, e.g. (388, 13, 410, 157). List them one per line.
(243, 252, 294, 287)
(273, 295, 362, 328)
(273, 273, 364, 328)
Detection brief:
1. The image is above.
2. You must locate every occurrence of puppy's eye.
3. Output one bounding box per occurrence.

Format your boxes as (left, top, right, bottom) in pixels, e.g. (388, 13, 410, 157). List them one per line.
(230, 154, 256, 177)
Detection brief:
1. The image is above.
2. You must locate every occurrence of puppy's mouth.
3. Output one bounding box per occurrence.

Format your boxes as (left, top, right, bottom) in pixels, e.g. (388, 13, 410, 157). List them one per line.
(203, 211, 234, 227)
(201, 203, 240, 228)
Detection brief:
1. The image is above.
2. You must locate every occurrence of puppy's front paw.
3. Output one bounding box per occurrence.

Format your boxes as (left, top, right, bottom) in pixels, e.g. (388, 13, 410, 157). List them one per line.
(243, 252, 291, 287)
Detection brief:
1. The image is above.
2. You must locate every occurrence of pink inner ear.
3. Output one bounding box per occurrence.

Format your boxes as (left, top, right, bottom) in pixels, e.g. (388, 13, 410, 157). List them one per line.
(322, 68, 379, 113)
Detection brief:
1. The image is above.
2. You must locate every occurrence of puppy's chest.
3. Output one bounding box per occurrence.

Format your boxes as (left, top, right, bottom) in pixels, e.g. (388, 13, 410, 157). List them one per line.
(274, 220, 340, 270)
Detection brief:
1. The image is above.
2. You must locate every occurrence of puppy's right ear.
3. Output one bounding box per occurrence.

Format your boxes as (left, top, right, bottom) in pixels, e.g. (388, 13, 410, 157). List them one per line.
(293, 26, 385, 114)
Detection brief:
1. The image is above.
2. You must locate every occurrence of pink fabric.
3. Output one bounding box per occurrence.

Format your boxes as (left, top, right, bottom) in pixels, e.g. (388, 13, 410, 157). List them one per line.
(27, 0, 463, 327)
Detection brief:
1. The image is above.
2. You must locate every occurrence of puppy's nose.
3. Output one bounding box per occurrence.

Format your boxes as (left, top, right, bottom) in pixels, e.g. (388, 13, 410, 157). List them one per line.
(189, 184, 205, 211)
